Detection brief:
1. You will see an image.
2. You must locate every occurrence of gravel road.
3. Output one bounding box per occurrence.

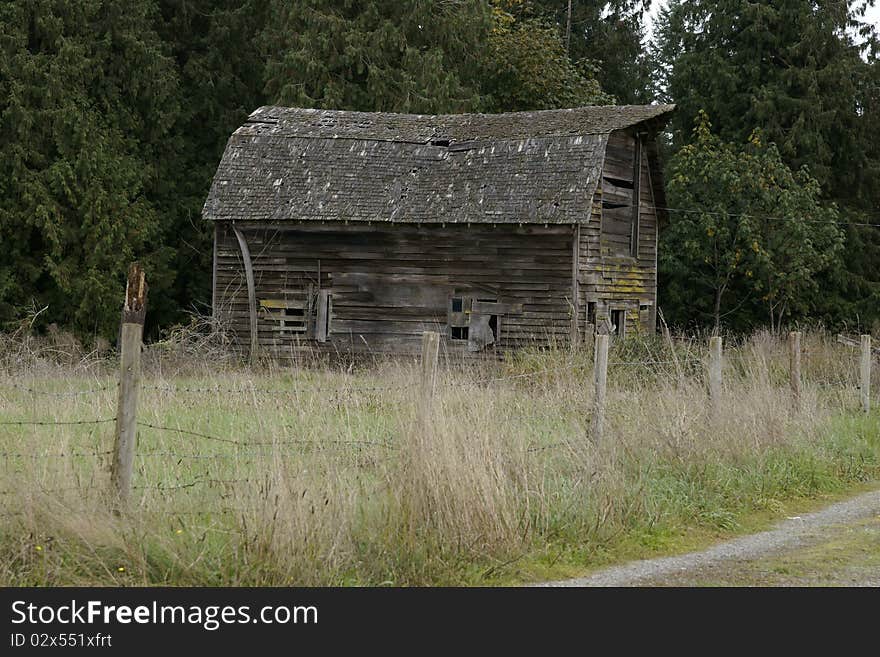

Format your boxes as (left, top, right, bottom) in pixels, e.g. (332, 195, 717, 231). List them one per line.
(539, 488, 880, 587)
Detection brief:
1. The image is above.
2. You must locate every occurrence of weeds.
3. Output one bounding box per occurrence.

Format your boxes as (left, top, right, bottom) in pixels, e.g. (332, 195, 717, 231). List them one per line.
(0, 329, 877, 585)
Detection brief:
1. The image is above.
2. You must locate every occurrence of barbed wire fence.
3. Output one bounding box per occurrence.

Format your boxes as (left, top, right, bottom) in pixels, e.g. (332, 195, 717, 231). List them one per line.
(0, 323, 875, 520)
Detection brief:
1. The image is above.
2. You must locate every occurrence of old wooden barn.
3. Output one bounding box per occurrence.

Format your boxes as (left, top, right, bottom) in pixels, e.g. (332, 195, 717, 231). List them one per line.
(205, 104, 675, 356)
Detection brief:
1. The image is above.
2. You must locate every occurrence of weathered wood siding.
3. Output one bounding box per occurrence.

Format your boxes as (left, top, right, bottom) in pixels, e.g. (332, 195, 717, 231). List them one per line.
(578, 130, 658, 337)
(214, 222, 574, 355)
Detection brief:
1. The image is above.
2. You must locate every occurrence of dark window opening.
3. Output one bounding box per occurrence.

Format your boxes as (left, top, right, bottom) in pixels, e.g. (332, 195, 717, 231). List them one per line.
(284, 308, 305, 318)
(587, 302, 597, 327)
(602, 176, 635, 190)
(610, 309, 626, 337)
(450, 294, 503, 348)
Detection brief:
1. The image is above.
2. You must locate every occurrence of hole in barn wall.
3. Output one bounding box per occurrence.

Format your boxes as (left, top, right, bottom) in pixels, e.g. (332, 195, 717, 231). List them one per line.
(610, 309, 626, 338)
(476, 298, 499, 342)
(586, 301, 597, 330)
(451, 327, 469, 340)
(603, 175, 634, 189)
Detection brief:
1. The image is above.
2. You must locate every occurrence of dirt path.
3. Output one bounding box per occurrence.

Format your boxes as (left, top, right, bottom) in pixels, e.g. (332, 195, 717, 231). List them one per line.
(540, 488, 880, 587)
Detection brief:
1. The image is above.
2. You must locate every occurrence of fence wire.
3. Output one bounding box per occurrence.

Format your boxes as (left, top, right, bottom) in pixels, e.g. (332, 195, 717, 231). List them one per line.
(1, 335, 875, 518)
(0, 418, 115, 427)
(0, 381, 115, 397)
(135, 421, 397, 451)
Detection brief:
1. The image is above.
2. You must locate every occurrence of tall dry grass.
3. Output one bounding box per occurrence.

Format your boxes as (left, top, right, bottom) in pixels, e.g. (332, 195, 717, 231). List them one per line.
(0, 327, 878, 585)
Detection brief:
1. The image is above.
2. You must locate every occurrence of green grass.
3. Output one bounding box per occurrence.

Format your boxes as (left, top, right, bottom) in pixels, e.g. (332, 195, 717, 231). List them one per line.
(1, 330, 878, 586)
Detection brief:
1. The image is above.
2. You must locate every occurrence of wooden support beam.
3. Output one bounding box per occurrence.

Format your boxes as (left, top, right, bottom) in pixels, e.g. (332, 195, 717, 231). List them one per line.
(211, 222, 218, 320)
(315, 290, 331, 343)
(231, 223, 259, 361)
(471, 301, 524, 315)
(838, 333, 880, 354)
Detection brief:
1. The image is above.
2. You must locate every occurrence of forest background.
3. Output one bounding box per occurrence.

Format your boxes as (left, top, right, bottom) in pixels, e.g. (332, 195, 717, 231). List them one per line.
(1, 0, 878, 342)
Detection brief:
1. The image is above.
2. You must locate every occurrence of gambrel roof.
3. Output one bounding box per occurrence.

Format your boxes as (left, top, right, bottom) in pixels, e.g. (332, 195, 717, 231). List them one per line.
(203, 104, 675, 225)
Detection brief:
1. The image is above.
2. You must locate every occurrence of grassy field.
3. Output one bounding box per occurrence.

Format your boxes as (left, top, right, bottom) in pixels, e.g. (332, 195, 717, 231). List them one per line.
(0, 329, 878, 586)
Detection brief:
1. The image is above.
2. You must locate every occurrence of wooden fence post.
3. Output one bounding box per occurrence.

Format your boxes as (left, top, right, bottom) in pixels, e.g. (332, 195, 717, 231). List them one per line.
(420, 331, 440, 421)
(709, 336, 723, 420)
(111, 263, 147, 506)
(591, 334, 609, 442)
(861, 334, 872, 414)
(789, 331, 802, 410)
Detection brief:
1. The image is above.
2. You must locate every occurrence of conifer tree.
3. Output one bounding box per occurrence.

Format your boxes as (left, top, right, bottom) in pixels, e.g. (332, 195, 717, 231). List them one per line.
(262, 0, 492, 113)
(0, 0, 181, 339)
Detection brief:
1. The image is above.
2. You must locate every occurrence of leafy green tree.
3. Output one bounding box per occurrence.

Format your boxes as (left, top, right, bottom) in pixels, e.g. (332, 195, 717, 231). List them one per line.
(660, 114, 843, 331)
(482, 1, 613, 111)
(0, 0, 181, 340)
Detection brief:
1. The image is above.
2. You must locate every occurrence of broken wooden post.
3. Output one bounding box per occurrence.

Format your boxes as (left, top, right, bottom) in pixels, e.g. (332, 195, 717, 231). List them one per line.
(591, 334, 609, 442)
(112, 263, 147, 506)
(861, 334, 872, 414)
(420, 331, 440, 421)
(708, 336, 723, 420)
(789, 331, 802, 410)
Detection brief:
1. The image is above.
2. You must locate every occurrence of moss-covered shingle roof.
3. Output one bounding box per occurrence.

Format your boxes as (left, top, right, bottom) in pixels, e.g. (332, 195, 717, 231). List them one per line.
(204, 104, 675, 225)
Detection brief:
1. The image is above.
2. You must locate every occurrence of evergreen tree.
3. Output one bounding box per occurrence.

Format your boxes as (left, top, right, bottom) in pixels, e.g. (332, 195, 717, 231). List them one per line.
(155, 0, 269, 323)
(0, 0, 181, 340)
(262, 0, 493, 113)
